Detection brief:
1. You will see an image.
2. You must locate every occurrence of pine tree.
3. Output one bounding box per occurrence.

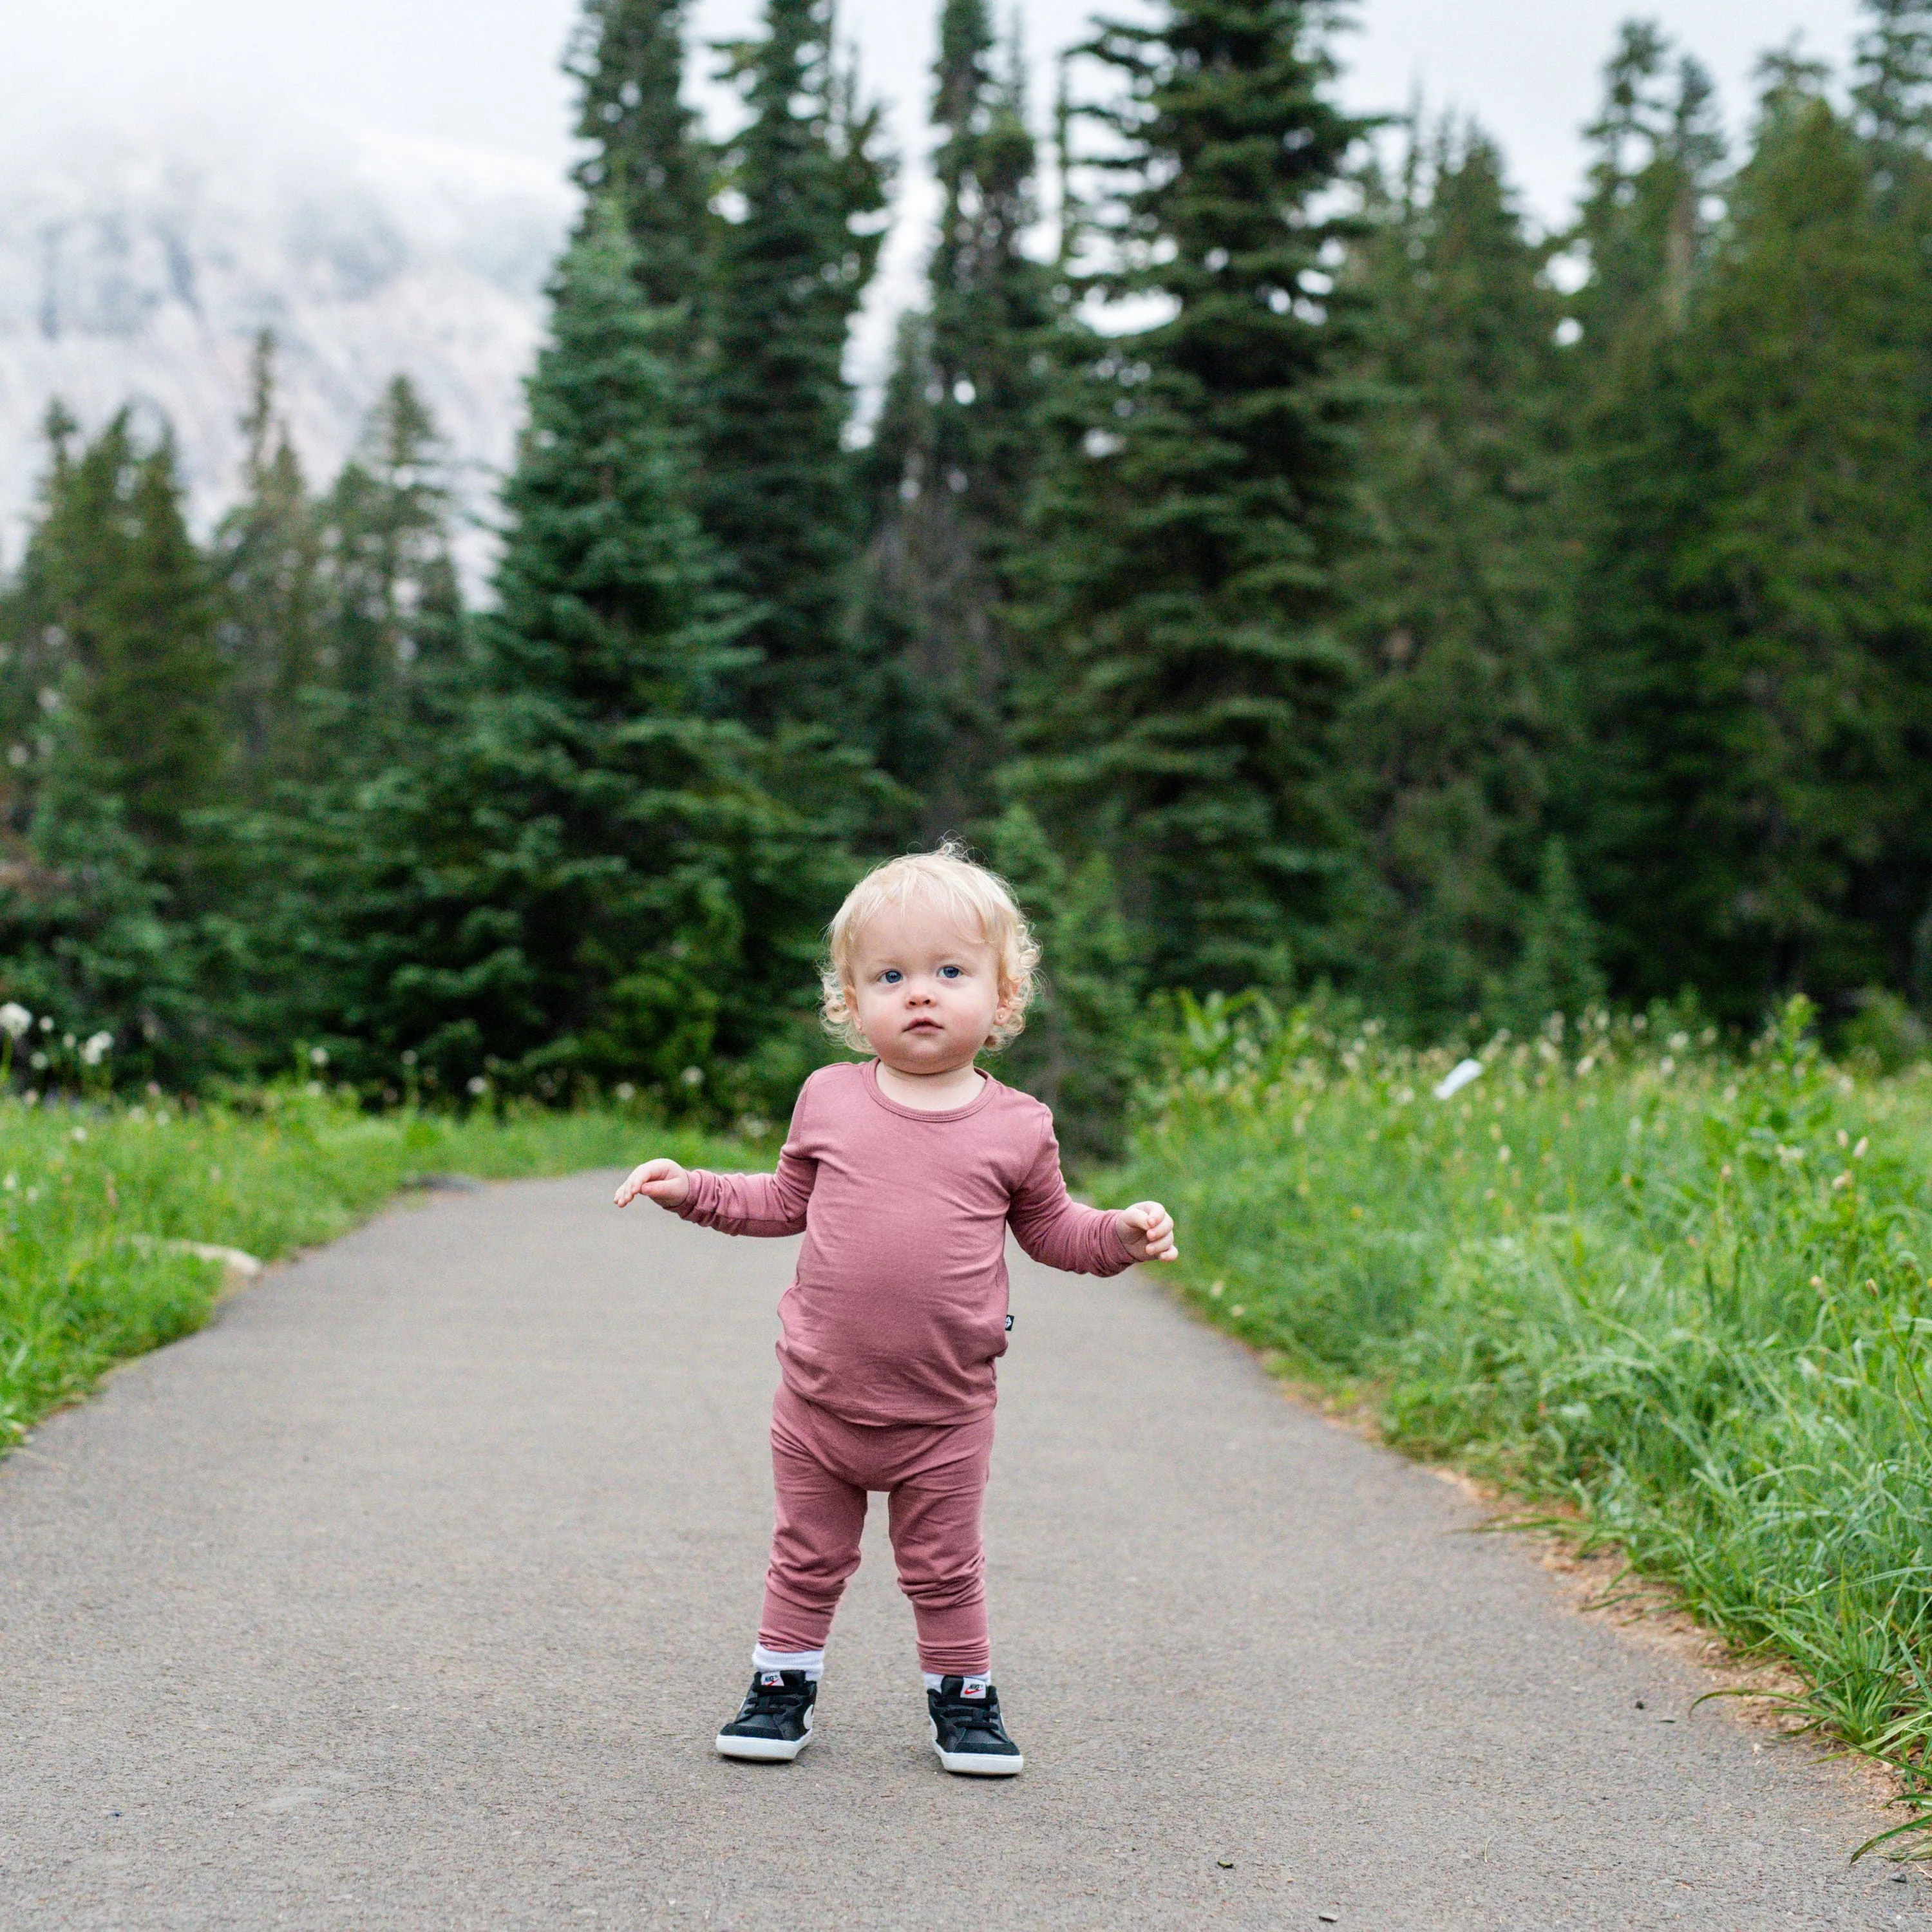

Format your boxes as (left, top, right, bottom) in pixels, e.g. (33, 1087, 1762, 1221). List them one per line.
(1007, 0, 1368, 994)
(567, 0, 714, 321)
(316, 375, 465, 739)
(0, 408, 230, 1082)
(214, 334, 321, 790)
(1572, 65, 1932, 1017)
(700, 0, 893, 739)
(1853, 0, 1932, 154)
(1569, 25, 1726, 345)
(1331, 120, 1575, 1036)
(28, 413, 227, 860)
(311, 204, 851, 1102)
(860, 2, 1056, 831)
(0, 405, 82, 846)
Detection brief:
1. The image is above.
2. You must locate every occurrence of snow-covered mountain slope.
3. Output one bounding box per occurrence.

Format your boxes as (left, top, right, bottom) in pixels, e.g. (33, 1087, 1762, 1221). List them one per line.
(0, 116, 574, 580)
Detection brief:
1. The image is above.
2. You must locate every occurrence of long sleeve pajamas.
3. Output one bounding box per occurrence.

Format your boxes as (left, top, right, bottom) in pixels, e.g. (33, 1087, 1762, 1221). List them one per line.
(676, 1058, 1134, 1676)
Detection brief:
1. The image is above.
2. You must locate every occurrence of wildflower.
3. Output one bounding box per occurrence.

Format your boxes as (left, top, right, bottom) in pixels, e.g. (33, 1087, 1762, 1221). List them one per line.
(71, 1126, 86, 1143)
(680, 1066, 705, 1089)
(1853, 1137, 1868, 1159)
(1433, 1058, 1483, 1101)
(80, 1031, 112, 1066)
(401, 1050, 418, 1067)
(615, 1082, 636, 1102)
(310, 1046, 329, 1068)
(0, 1003, 30, 1040)
(467, 1075, 488, 1095)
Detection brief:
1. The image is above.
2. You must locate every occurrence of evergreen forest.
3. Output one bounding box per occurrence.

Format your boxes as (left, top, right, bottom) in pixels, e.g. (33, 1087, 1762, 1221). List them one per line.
(5, 0, 1932, 1148)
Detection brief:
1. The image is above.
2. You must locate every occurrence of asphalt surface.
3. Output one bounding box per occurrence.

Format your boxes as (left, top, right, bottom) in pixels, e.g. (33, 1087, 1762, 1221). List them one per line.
(1, 1172, 1924, 1930)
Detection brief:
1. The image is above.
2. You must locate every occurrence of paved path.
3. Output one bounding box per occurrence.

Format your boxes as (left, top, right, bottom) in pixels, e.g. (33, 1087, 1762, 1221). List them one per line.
(1, 1175, 1923, 1930)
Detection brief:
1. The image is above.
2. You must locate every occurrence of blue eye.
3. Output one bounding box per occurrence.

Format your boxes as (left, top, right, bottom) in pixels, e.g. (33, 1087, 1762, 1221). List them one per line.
(880, 969, 902, 984)
(939, 965, 962, 979)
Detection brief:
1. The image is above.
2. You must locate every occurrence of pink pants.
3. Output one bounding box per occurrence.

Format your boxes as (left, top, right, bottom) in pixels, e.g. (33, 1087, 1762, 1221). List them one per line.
(759, 1383, 995, 1677)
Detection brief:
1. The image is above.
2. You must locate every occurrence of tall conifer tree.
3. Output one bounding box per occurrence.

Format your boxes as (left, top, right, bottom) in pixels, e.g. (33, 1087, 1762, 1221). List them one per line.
(0, 410, 229, 1078)
(567, 0, 714, 324)
(862, 3, 1056, 829)
(1008, 0, 1368, 992)
(1569, 25, 1725, 346)
(700, 0, 893, 739)
(214, 335, 321, 790)
(312, 205, 847, 1100)
(316, 375, 465, 741)
(1573, 65, 1932, 1015)
(1332, 122, 1578, 1034)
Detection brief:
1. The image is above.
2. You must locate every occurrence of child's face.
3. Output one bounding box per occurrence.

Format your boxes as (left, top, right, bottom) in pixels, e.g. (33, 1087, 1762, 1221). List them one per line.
(847, 900, 1007, 1077)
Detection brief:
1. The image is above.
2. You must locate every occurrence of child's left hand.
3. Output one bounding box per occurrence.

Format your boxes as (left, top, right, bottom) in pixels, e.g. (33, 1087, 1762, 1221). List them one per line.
(1117, 1200, 1179, 1262)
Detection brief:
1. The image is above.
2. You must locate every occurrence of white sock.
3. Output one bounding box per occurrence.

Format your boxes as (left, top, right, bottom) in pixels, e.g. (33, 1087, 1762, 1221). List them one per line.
(923, 1672, 990, 1693)
(752, 1644, 824, 1682)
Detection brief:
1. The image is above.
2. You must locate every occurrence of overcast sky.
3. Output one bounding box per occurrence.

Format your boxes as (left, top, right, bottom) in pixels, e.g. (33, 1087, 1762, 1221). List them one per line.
(6, 0, 1868, 375)
(10, 1, 1870, 214)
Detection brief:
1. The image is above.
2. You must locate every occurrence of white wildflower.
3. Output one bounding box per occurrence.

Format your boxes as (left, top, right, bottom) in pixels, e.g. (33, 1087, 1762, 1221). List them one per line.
(0, 1002, 30, 1040)
(80, 1030, 112, 1066)
(680, 1066, 705, 1088)
(310, 1046, 329, 1067)
(467, 1075, 488, 1095)
(614, 1081, 636, 1101)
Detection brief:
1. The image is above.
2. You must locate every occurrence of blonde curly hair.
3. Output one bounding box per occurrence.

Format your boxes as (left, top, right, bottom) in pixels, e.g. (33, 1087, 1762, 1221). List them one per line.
(820, 842, 1040, 1053)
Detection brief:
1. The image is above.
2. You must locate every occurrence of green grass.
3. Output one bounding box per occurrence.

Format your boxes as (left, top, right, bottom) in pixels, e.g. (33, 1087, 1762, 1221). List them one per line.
(0, 1088, 749, 1457)
(1108, 994, 1932, 1855)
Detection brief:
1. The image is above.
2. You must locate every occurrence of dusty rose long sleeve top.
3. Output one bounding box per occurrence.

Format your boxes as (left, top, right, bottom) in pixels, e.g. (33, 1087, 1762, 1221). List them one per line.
(676, 1059, 1135, 1426)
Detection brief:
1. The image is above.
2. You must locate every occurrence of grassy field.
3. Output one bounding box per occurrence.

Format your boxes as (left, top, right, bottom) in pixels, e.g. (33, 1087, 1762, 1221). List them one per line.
(0, 1089, 746, 1459)
(1107, 995, 1932, 1854)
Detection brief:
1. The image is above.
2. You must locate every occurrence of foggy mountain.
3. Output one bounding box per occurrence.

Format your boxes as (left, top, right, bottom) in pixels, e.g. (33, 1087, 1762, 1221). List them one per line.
(0, 117, 575, 579)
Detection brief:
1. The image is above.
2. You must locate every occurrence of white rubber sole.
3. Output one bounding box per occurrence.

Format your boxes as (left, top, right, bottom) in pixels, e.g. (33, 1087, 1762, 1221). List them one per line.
(930, 1721, 1023, 1777)
(716, 1721, 812, 1763)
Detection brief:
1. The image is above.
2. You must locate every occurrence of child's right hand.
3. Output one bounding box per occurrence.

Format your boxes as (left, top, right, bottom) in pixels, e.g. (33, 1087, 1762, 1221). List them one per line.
(614, 1159, 692, 1209)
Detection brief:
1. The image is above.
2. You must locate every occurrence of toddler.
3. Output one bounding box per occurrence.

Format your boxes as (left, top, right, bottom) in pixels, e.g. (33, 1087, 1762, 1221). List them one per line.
(614, 844, 1177, 1776)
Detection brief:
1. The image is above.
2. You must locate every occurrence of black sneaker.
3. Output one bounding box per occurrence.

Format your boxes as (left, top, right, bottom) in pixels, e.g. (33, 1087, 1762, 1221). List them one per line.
(927, 1676, 1023, 1776)
(715, 1669, 816, 1762)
